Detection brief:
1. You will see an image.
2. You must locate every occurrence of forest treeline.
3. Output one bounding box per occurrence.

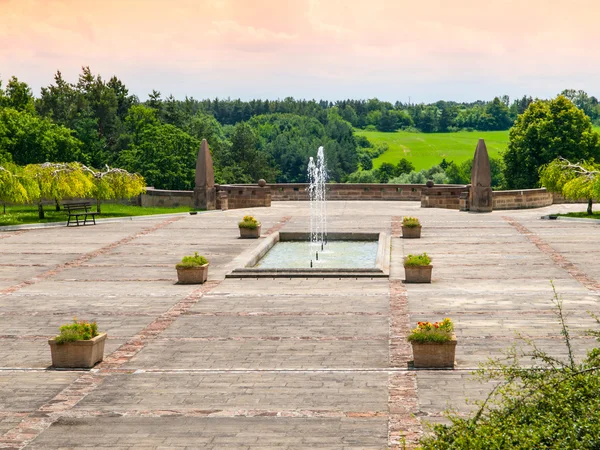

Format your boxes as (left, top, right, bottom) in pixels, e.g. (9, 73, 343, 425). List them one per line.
(1, 67, 599, 190)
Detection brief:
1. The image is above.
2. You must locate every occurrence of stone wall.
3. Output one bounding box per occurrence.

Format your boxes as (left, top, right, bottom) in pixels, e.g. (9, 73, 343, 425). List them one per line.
(140, 188, 194, 208)
(420, 186, 467, 210)
(492, 188, 553, 210)
(268, 183, 427, 201)
(215, 185, 271, 209)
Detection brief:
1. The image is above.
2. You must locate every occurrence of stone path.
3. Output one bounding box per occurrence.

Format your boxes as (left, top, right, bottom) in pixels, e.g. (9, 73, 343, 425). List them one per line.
(0, 201, 598, 449)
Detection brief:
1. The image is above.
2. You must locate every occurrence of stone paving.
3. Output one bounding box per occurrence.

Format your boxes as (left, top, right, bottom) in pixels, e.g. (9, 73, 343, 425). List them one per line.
(0, 201, 599, 449)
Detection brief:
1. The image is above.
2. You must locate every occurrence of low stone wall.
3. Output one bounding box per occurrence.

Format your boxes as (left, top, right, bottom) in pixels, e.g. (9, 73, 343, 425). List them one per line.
(492, 188, 553, 210)
(268, 183, 428, 201)
(420, 186, 467, 210)
(140, 188, 194, 208)
(215, 185, 271, 209)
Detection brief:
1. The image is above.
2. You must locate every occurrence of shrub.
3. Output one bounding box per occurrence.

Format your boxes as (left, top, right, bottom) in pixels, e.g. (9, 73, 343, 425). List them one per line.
(55, 319, 99, 344)
(408, 318, 454, 343)
(402, 216, 421, 228)
(238, 215, 260, 229)
(176, 252, 208, 269)
(404, 252, 431, 267)
(420, 284, 600, 449)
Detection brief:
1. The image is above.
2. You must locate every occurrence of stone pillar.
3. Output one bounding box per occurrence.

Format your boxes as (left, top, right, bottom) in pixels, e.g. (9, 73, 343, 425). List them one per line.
(193, 139, 216, 210)
(469, 139, 493, 212)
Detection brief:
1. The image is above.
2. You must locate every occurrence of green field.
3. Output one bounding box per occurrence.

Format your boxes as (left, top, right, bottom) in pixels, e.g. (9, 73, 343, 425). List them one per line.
(358, 129, 509, 170)
(360, 126, 600, 171)
(0, 204, 193, 227)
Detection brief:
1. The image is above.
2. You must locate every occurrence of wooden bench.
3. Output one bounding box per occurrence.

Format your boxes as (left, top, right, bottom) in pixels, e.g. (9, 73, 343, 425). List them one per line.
(63, 202, 99, 226)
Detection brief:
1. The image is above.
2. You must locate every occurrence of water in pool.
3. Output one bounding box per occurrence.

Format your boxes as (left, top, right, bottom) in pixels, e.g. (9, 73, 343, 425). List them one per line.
(254, 240, 378, 269)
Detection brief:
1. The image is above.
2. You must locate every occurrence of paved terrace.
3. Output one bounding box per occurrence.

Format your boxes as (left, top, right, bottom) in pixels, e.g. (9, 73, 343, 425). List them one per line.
(0, 201, 599, 449)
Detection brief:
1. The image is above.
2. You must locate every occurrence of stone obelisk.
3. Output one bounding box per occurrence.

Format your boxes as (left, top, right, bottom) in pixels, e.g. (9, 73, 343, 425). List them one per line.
(193, 139, 216, 210)
(469, 139, 493, 212)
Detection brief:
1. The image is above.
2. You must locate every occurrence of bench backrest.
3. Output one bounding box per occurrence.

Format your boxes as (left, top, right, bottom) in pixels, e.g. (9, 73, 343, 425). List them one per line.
(63, 202, 92, 212)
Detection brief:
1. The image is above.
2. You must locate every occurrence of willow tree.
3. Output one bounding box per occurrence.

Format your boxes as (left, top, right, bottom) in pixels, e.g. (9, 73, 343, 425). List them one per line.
(539, 157, 600, 214)
(81, 165, 145, 213)
(24, 163, 92, 219)
(0, 163, 31, 213)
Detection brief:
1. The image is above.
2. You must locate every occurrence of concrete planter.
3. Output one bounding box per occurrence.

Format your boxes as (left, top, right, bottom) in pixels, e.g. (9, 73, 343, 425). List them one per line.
(404, 265, 432, 283)
(49, 332, 107, 368)
(411, 334, 457, 368)
(176, 264, 209, 284)
(239, 225, 261, 239)
(402, 225, 421, 239)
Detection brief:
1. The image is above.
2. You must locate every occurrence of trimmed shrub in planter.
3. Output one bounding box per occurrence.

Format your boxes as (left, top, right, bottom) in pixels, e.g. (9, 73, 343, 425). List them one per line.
(238, 215, 261, 238)
(402, 216, 422, 239)
(176, 252, 209, 284)
(404, 252, 432, 283)
(49, 319, 106, 368)
(408, 318, 456, 368)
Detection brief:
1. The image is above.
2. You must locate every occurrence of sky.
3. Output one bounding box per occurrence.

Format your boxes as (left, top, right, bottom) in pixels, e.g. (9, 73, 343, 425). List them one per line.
(0, 0, 598, 103)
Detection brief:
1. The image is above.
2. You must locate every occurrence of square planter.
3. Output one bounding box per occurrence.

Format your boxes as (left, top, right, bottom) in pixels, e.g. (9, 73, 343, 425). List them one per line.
(239, 225, 261, 239)
(48, 332, 107, 368)
(176, 264, 209, 284)
(402, 225, 421, 239)
(404, 265, 432, 283)
(411, 334, 457, 368)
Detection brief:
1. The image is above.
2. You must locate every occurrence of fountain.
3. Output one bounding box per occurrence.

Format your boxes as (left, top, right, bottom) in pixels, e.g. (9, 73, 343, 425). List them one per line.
(308, 146, 328, 267)
(229, 147, 390, 278)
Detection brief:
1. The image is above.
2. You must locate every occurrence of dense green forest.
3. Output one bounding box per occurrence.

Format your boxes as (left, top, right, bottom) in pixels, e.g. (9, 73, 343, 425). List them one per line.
(1, 67, 599, 190)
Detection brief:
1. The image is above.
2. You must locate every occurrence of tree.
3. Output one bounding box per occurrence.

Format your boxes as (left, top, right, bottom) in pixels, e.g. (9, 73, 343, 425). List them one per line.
(395, 158, 415, 175)
(24, 163, 92, 219)
(80, 164, 145, 213)
(375, 162, 396, 183)
(0, 108, 83, 164)
(539, 157, 600, 214)
(503, 96, 600, 189)
(3, 76, 35, 114)
(0, 163, 30, 213)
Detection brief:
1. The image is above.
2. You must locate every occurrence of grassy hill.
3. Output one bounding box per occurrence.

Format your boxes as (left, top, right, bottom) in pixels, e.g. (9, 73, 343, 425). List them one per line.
(357, 129, 509, 170)
(360, 126, 600, 171)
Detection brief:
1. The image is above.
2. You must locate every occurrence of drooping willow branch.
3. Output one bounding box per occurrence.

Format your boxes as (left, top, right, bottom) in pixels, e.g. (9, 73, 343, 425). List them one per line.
(557, 156, 600, 180)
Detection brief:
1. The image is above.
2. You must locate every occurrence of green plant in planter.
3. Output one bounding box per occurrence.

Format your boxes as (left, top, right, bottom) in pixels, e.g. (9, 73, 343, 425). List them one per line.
(176, 252, 208, 269)
(402, 216, 421, 227)
(55, 319, 99, 344)
(408, 318, 454, 343)
(238, 215, 260, 229)
(404, 252, 431, 266)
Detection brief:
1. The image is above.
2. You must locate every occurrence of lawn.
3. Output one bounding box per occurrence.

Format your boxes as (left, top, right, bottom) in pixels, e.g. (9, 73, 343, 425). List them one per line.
(0, 203, 193, 227)
(357, 129, 510, 170)
(557, 211, 600, 220)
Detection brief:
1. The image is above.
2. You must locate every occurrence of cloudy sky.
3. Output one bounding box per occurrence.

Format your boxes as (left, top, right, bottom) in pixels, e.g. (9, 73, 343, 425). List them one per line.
(1, 0, 598, 103)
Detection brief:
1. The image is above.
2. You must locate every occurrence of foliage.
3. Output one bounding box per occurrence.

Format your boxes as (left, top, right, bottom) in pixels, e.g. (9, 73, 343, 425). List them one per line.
(539, 157, 600, 214)
(402, 216, 421, 228)
(0, 107, 83, 165)
(81, 164, 146, 212)
(419, 286, 600, 449)
(404, 252, 431, 267)
(388, 165, 448, 185)
(504, 96, 600, 189)
(445, 157, 506, 189)
(345, 170, 377, 183)
(55, 319, 99, 344)
(176, 252, 208, 269)
(408, 318, 454, 343)
(238, 215, 260, 229)
(0, 163, 30, 207)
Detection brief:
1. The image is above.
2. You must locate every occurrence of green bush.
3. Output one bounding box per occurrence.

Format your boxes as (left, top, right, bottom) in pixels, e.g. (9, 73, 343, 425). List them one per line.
(176, 252, 208, 269)
(404, 252, 431, 267)
(55, 319, 99, 344)
(408, 318, 454, 343)
(419, 285, 600, 449)
(402, 216, 421, 228)
(238, 215, 260, 229)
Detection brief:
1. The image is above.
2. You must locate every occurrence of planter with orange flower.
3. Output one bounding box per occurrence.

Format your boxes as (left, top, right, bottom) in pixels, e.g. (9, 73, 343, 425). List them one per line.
(238, 215, 261, 238)
(408, 318, 456, 368)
